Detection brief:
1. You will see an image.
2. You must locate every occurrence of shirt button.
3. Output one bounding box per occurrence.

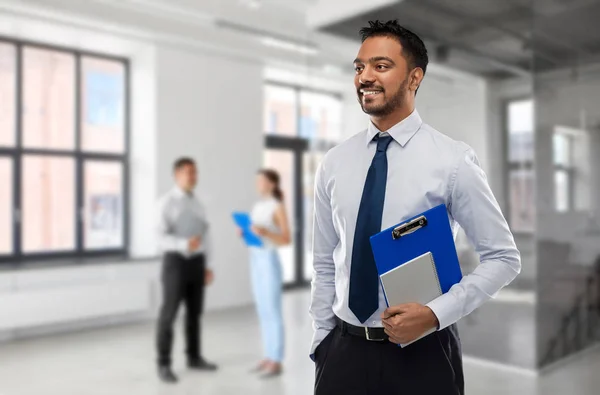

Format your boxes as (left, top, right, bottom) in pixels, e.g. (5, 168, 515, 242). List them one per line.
(373, 321, 376, 325)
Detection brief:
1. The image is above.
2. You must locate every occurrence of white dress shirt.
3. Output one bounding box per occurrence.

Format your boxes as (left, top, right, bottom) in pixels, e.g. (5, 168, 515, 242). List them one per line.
(157, 186, 212, 267)
(250, 197, 280, 250)
(309, 109, 521, 355)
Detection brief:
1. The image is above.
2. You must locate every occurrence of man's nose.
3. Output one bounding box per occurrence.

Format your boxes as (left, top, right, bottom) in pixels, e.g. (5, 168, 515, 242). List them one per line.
(359, 67, 376, 85)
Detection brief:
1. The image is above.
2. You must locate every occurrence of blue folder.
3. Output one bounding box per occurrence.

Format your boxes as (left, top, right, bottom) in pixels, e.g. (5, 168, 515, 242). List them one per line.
(369, 204, 462, 306)
(232, 212, 263, 247)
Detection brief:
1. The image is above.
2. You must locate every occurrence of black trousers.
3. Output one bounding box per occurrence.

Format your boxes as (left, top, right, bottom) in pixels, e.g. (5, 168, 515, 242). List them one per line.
(314, 323, 464, 395)
(156, 253, 206, 366)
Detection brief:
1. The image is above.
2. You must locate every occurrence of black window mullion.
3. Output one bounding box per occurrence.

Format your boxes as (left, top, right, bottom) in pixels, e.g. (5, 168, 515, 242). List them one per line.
(76, 158, 84, 253)
(294, 146, 304, 286)
(123, 60, 131, 257)
(75, 53, 83, 254)
(568, 136, 574, 211)
(294, 87, 303, 286)
(19, 148, 79, 156)
(567, 167, 575, 212)
(14, 43, 22, 260)
(0, 152, 17, 260)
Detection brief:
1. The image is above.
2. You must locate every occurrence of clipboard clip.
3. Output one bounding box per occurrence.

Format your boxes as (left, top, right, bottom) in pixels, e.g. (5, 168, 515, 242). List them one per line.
(392, 215, 428, 240)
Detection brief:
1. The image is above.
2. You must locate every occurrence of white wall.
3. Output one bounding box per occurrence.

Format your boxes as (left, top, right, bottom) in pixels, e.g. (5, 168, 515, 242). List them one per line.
(155, 46, 263, 310)
(418, 71, 488, 170)
(129, 46, 158, 258)
(0, 261, 159, 342)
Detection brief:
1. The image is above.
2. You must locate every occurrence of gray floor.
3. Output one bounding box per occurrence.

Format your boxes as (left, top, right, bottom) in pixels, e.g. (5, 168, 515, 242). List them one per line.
(458, 297, 536, 369)
(0, 290, 599, 395)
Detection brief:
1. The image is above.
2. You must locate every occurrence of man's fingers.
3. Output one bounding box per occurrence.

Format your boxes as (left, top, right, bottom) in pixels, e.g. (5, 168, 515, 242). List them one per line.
(382, 320, 394, 331)
(382, 304, 410, 319)
(387, 333, 401, 345)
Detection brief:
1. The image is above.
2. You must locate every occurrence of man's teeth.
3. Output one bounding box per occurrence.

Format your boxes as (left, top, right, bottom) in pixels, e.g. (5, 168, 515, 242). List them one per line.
(362, 90, 381, 96)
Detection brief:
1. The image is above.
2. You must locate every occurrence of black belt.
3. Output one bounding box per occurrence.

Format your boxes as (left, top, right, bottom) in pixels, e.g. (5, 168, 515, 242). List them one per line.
(336, 317, 388, 341)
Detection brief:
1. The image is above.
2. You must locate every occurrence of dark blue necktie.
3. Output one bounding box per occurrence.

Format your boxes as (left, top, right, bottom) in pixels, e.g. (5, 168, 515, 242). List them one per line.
(349, 134, 394, 323)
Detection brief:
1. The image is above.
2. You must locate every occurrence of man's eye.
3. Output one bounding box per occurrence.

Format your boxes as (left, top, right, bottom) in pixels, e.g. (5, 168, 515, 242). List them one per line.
(355, 66, 364, 72)
(376, 65, 388, 70)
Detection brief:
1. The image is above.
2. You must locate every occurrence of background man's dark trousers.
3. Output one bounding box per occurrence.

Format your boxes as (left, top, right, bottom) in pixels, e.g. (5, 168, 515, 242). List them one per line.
(314, 323, 464, 395)
(156, 253, 206, 366)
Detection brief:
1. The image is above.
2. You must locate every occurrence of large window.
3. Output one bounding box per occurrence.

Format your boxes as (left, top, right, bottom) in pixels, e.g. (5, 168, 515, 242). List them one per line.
(0, 39, 128, 263)
(553, 130, 572, 212)
(552, 126, 590, 213)
(263, 83, 342, 286)
(506, 99, 534, 233)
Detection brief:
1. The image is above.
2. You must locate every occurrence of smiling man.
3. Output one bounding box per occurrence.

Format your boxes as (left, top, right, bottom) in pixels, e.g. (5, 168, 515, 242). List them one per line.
(309, 20, 521, 394)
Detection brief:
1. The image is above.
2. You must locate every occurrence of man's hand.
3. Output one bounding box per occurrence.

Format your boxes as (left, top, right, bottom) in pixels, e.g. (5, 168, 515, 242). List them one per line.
(188, 235, 202, 252)
(204, 269, 214, 286)
(381, 303, 439, 345)
(251, 225, 268, 237)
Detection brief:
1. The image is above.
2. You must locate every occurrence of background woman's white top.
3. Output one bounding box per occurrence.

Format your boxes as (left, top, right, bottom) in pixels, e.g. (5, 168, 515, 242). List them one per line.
(250, 197, 280, 249)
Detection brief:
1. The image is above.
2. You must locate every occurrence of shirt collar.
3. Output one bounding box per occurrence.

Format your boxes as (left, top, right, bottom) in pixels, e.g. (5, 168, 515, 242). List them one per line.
(173, 185, 193, 198)
(365, 109, 423, 147)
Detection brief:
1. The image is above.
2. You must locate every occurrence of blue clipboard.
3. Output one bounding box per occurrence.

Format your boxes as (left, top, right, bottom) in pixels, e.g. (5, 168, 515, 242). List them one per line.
(369, 204, 462, 306)
(232, 212, 263, 247)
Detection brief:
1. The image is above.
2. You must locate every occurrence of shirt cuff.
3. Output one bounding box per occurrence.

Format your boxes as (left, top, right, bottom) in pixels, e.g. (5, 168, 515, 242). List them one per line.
(426, 291, 460, 331)
(309, 327, 333, 358)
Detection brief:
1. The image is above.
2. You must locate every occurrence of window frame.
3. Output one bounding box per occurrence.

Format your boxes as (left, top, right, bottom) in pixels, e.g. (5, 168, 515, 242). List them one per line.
(503, 97, 535, 235)
(552, 131, 575, 213)
(0, 36, 130, 264)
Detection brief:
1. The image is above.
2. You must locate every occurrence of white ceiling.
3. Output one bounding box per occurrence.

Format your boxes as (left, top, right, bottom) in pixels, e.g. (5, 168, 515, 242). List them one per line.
(1, 0, 392, 45)
(0, 0, 474, 83)
(307, 0, 399, 28)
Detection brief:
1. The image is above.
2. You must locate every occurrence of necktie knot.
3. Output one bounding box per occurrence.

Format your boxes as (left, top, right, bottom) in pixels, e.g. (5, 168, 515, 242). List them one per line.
(375, 134, 393, 153)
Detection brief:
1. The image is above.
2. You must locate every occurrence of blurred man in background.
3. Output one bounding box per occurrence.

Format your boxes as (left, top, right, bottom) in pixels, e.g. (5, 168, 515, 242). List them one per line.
(156, 157, 217, 383)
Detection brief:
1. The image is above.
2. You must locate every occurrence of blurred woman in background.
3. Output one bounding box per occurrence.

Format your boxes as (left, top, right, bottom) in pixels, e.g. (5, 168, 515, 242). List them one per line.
(244, 169, 290, 378)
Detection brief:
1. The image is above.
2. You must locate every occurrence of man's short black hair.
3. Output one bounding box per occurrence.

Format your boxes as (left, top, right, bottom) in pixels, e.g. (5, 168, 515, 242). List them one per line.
(173, 157, 195, 172)
(359, 20, 428, 75)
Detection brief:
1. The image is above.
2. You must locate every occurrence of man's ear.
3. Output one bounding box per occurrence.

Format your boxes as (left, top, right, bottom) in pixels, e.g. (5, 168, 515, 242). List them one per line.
(410, 67, 424, 92)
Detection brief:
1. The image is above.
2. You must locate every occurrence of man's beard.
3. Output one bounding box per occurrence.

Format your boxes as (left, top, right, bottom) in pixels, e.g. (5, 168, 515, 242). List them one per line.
(358, 77, 409, 117)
